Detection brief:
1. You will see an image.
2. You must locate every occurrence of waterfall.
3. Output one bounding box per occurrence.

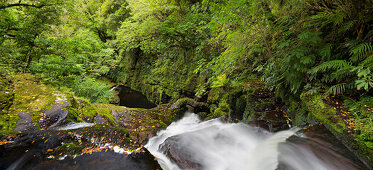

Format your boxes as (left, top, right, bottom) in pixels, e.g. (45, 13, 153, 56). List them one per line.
(145, 113, 336, 170)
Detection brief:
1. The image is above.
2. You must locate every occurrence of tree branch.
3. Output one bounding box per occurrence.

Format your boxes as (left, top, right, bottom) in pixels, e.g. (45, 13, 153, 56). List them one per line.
(0, 3, 61, 9)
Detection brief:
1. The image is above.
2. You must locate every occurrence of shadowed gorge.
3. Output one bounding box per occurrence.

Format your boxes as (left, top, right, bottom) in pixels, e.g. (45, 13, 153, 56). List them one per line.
(117, 86, 156, 109)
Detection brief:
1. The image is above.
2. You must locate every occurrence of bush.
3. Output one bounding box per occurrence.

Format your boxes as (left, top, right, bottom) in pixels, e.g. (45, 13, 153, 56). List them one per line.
(31, 56, 84, 86)
(31, 56, 113, 103)
(72, 78, 114, 103)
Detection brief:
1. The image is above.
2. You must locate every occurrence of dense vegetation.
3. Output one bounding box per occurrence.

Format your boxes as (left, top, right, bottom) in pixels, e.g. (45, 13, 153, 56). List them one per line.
(1, 0, 372, 161)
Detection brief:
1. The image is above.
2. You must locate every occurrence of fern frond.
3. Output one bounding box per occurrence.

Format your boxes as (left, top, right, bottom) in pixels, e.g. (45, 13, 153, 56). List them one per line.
(361, 54, 373, 67)
(326, 82, 354, 95)
(330, 65, 355, 82)
(350, 43, 373, 62)
(338, 20, 357, 34)
(308, 60, 351, 74)
(327, 83, 346, 95)
(319, 43, 332, 61)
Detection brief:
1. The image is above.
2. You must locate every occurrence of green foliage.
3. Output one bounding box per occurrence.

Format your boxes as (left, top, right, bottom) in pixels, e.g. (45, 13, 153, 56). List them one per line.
(31, 56, 113, 103)
(345, 96, 373, 148)
(31, 56, 84, 86)
(211, 74, 229, 88)
(1, 0, 373, 157)
(72, 78, 114, 103)
(207, 101, 230, 119)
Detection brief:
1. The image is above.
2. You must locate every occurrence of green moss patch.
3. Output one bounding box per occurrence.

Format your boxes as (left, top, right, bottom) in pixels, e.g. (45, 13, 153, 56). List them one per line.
(302, 94, 346, 133)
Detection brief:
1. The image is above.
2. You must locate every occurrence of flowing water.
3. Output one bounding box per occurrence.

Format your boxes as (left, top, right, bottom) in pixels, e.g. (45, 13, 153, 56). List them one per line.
(146, 113, 370, 170)
(56, 122, 95, 130)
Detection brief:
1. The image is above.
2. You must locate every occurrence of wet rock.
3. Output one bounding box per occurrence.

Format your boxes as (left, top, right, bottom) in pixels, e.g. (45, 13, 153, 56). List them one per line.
(41, 102, 69, 129)
(93, 115, 108, 124)
(248, 111, 290, 132)
(159, 136, 202, 170)
(31, 150, 160, 170)
(278, 125, 372, 170)
(14, 112, 36, 133)
(0, 129, 160, 170)
(171, 98, 209, 118)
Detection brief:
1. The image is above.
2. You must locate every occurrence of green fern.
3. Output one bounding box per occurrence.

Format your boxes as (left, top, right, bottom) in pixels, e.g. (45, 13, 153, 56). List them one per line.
(326, 83, 354, 95)
(318, 44, 332, 61)
(362, 55, 373, 67)
(308, 60, 351, 74)
(338, 20, 357, 34)
(350, 43, 373, 63)
(330, 65, 355, 81)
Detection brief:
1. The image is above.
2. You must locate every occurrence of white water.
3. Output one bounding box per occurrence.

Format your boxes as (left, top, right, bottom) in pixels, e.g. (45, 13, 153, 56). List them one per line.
(57, 122, 95, 130)
(110, 85, 119, 91)
(145, 113, 334, 170)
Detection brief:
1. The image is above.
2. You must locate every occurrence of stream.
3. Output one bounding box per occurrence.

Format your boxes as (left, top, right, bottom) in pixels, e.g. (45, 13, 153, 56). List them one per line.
(146, 113, 371, 170)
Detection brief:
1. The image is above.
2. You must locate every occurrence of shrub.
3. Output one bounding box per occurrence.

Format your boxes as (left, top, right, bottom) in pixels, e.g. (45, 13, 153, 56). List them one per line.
(31, 56, 84, 86)
(71, 78, 114, 103)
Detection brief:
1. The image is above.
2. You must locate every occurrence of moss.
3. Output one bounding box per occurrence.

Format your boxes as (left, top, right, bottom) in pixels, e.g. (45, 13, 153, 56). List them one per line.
(0, 114, 19, 134)
(95, 103, 118, 126)
(302, 94, 346, 133)
(206, 101, 230, 120)
(287, 101, 310, 126)
(0, 90, 14, 115)
(61, 107, 83, 124)
(10, 74, 57, 113)
(113, 49, 209, 105)
(8, 74, 61, 130)
(54, 142, 82, 155)
(160, 121, 167, 128)
(63, 96, 119, 126)
(1, 74, 62, 134)
(0, 75, 16, 134)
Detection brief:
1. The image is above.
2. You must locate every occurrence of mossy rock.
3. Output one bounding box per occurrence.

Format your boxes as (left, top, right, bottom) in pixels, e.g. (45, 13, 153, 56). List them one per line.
(301, 94, 346, 133)
(0, 76, 14, 115)
(302, 94, 373, 164)
(54, 142, 82, 155)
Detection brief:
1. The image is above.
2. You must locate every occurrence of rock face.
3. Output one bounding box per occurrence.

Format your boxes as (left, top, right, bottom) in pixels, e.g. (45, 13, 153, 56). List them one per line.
(117, 86, 156, 109)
